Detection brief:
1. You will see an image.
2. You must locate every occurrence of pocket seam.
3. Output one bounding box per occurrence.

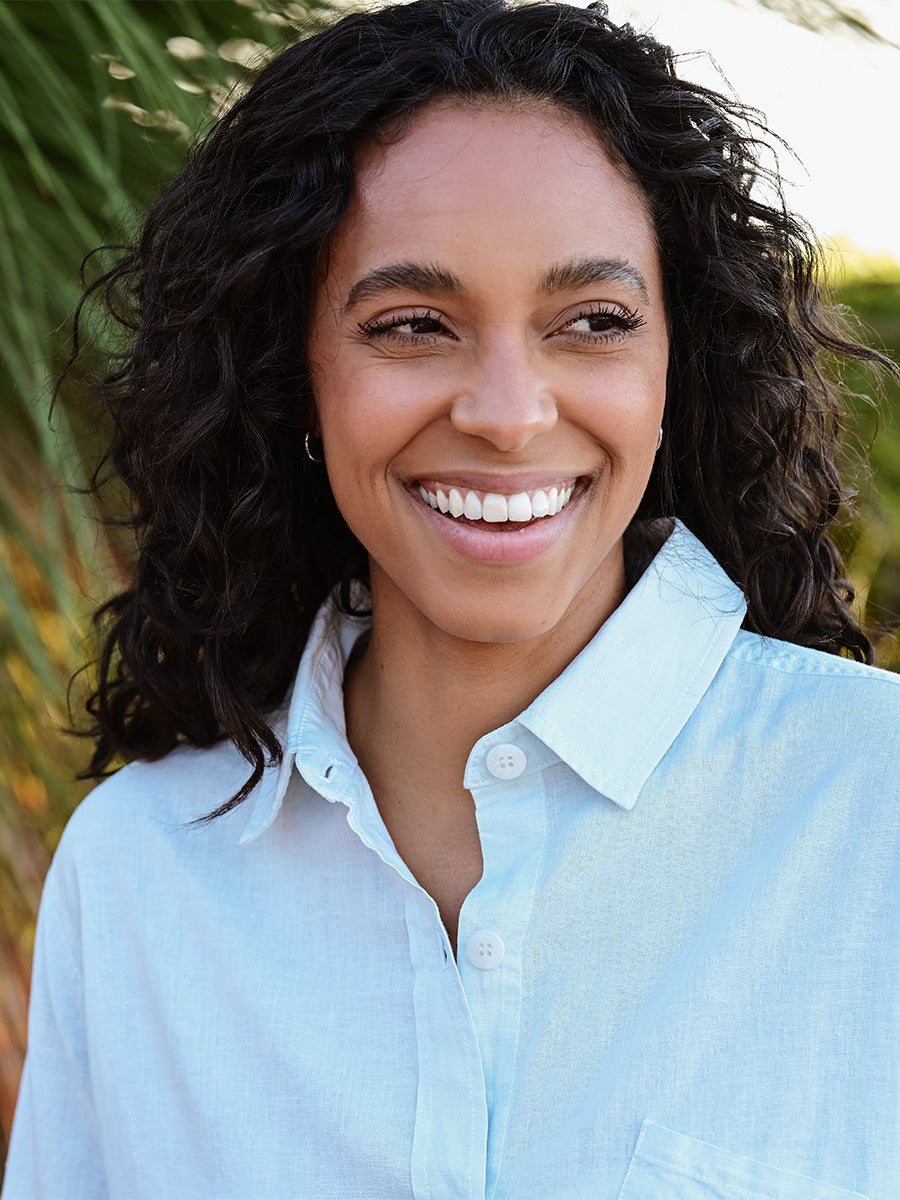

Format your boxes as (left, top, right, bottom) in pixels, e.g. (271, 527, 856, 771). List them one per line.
(617, 1121, 869, 1200)
(633, 1149, 800, 1200)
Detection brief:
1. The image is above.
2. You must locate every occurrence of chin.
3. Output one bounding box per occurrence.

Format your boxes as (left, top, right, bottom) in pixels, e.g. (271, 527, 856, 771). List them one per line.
(416, 591, 577, 647)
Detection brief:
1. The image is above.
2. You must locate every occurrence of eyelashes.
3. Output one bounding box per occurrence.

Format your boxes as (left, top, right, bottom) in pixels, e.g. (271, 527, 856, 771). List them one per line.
(358, 309, 448, 342)
(357, 303, 646, 346)
(560, 305, 646, 342)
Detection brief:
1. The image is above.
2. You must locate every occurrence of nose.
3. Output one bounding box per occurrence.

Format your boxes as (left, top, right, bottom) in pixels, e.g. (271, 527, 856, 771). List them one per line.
(449, 337, 557, 452)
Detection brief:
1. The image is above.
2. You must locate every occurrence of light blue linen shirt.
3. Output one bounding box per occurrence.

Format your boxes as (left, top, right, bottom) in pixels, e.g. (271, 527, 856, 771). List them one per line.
(4, 521, 900, 1200)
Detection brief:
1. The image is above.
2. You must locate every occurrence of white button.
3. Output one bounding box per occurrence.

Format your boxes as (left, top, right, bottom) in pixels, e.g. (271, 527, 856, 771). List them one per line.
(486, 743, 526, 780)
(466, 930, 506, 970)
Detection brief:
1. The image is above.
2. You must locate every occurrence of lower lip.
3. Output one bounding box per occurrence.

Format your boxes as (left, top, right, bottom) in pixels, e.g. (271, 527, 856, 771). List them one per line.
(410, 486, 584, 564)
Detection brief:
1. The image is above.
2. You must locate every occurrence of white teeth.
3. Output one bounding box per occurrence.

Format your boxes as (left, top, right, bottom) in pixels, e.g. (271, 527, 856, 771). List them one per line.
(531, 489, 549, 518)
(482, 493, 509, 523)
(419, 481, 577, 524)
(507, 492, 532, 522)
(463, 491, 483, 520)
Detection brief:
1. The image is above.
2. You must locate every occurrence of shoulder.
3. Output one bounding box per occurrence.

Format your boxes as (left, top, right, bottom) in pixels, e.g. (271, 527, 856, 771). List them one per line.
(717, 629, 900, 760)
(70, 737, 251, 826)
(52, 732, 278, 889)
(726, 629, 900, 694)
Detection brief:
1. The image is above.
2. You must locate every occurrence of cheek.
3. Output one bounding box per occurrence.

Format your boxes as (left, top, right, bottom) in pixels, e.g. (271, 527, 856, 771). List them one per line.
(313, 369, 419, 536)
(318, 363, 446, 463)
(622, 335, 669, 429)
(315, 361, 374, 452)
(572, 354, 667, 445)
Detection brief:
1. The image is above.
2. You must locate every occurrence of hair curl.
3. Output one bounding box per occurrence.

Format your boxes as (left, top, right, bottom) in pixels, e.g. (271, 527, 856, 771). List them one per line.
(72, 0, 895, 814)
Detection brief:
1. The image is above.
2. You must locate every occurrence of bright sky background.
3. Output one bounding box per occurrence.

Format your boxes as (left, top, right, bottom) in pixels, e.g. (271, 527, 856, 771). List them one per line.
(601, 0, 900, 267)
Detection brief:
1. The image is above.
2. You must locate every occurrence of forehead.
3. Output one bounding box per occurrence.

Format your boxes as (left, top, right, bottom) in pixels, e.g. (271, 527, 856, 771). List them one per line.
(328, 100, 659, 282)
(359, 98, 620, 185)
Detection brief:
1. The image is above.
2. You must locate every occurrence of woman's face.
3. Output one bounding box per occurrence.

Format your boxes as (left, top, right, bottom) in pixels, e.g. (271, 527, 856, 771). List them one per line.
(308, 102, 668, 647)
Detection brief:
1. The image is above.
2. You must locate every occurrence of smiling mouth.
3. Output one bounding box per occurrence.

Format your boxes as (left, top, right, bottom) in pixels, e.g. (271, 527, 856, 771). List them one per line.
(416, 480, 579, 525)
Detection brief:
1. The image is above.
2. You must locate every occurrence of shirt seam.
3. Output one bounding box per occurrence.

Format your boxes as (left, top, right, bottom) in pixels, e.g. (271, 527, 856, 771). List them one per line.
(498, 776, 549, 1200)
(726, 643, 900, 686)
(633, 1149, 853, 1200)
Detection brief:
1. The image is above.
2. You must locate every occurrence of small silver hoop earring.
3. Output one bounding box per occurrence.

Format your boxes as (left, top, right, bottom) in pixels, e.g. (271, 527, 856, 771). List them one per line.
(304, 431, 325, 463)
(656, 426, 663, 452)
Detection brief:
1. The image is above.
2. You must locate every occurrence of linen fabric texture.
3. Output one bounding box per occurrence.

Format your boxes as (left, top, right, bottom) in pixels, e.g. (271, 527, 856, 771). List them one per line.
(4, 522, 899, 1200)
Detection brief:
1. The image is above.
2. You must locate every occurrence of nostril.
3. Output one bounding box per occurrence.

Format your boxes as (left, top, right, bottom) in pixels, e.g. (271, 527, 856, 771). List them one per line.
(449, 390, 558, 451)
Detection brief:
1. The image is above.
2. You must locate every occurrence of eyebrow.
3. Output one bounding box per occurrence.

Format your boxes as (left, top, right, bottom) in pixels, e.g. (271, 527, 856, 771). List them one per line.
(342, 254, 649, 314)
(539, 257, 649, 303)
(343, 262, 465, 314)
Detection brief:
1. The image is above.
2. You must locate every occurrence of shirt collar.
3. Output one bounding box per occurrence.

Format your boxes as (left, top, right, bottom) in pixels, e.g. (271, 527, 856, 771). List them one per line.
(239, 588, 371, 845)
(517, 520, 746, 809)
(240, 520, 746, 842)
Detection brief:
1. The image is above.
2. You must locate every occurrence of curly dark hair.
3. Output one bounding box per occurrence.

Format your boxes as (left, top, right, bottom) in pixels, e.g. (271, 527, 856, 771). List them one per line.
(74, 0, 894, 813)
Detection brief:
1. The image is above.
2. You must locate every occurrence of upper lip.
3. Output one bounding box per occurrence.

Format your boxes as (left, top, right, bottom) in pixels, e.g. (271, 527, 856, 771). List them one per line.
(408, 470, 591, 493)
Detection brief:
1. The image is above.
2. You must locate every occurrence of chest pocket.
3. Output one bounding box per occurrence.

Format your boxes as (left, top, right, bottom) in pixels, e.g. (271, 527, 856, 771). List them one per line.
(617, 1121, 869, 1200)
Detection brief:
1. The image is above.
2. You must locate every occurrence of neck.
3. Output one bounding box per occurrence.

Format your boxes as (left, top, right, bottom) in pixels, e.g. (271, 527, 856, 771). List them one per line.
(344, 565, 625, 803)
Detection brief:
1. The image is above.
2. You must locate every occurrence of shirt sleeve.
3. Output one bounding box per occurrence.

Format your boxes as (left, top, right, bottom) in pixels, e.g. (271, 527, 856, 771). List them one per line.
(2, 858, 108, 1200)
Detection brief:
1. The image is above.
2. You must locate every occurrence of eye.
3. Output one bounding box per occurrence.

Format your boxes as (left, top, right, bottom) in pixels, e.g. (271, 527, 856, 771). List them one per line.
(358, 309, 454, 343)
(555, 304, 646, 343)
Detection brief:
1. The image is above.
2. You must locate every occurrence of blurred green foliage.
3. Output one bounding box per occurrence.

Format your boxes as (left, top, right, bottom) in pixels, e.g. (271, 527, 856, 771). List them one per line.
(0, 0, 898, 1168)
(830, 277, 900, 666)
(0, 0, 340, 1160)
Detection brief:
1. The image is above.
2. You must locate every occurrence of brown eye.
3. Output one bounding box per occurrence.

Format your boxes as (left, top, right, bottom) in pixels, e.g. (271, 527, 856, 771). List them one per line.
(403, 316, 443, 334)
(558, 306, 646, 341)
(358, 309, 454, 341)
(567, 312, 619, 333)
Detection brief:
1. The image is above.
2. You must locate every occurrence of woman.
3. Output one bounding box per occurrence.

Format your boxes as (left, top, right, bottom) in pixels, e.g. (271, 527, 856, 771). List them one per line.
(4, 1, 899, 1197)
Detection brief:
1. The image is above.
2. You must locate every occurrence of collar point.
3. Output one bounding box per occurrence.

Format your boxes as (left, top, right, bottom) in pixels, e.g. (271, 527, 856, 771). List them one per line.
(238, 750, 295, 846)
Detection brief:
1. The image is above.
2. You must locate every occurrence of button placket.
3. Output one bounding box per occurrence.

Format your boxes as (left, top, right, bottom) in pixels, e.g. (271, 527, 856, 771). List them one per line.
(457, 742, 525, 981)
(457, 731, 549, 1193)
(405, 891, 488, 1200)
